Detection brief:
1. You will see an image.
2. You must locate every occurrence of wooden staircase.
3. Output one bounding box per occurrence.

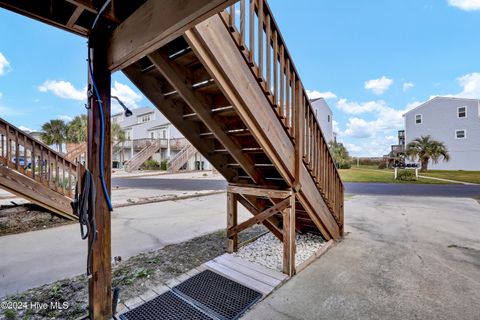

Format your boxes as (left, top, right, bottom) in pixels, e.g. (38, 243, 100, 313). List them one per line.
(0, 118, 79, 220)
(168, 142, 197, 172)
(65, 142, 87, 163)
(122, 0, 343, 274)
(124, 139, 162, 172)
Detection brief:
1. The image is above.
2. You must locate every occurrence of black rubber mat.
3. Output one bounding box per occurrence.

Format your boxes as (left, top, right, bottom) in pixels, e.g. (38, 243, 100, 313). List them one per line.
(173, 270, 262, 320)
(119, 290, 213, 320)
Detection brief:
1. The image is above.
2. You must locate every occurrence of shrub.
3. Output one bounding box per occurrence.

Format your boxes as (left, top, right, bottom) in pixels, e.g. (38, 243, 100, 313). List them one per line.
(160, 160, 168, 171)
(337, 161, 351, 169)
(141, 159, 160, 170)
(396, 169, 417, 181)
(378, 162, 387, 169)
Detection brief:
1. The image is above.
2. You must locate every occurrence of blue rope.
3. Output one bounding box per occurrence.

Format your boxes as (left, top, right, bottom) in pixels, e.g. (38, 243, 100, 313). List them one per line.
(87, 50, 113, 211)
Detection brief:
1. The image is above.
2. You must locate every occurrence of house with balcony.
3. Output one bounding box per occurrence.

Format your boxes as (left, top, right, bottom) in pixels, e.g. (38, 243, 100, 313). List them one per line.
(111, 107, 210, 171)
(403, 96, 480, 170)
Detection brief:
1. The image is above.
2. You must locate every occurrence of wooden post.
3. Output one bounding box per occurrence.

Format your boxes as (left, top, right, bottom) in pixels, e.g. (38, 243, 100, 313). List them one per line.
(282, 194, 296, 276)
(88, 30, 112, 320)
(227, 191, 238, 253)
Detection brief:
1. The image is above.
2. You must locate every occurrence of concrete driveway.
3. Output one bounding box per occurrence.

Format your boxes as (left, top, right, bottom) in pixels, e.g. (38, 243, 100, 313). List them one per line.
(0, 193, 249, 297)
(244, 195, 480, 320)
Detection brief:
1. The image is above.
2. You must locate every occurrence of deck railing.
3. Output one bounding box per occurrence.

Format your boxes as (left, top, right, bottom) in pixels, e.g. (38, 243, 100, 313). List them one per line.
(0, 118, 78, 198)
(222, 0, 343, 225)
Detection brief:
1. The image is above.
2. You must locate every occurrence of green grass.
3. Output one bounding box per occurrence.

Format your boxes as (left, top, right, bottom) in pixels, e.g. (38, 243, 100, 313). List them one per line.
(421, 170, 480, 184)
(339, 166, 452, 184)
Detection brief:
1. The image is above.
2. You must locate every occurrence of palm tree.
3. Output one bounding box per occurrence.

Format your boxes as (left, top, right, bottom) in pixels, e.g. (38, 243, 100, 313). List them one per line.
(111, 123, 127, 164)
(41, 119, 67, 153)
(406, 135, 450, 172)
(66, 115, 87, 144)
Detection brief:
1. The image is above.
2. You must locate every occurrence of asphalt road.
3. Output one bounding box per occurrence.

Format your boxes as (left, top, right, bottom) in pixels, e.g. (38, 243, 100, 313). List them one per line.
(112, 178, 480, 197)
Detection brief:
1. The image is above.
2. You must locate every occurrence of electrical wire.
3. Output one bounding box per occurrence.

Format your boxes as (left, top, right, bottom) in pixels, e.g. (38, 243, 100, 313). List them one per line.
(87, 48, 113, 211)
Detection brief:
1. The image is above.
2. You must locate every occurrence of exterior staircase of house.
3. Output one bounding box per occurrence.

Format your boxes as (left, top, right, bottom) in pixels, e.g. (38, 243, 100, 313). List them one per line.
(0, 117, 79, 220)
(167, 143, 197, 172)
(122, 0, 344, 242)
(124, 139, 163, 172)
(65, 142, 87, 163)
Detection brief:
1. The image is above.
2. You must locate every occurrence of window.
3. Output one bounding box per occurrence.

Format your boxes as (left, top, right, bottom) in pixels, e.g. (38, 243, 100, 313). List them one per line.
(415, 114, 422, 124)
(162, 130, 167, 139)
(126, 130, 132, 140)
(327, 115, 331, 123)
(150, 132, 155, 139)
(458, 106, 467, 118)
(138, 113, 152, 123)
(455, 130, 466, 139)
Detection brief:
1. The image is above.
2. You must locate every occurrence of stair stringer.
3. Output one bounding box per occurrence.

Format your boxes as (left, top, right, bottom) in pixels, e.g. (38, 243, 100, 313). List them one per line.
(185, 15, 340, 240)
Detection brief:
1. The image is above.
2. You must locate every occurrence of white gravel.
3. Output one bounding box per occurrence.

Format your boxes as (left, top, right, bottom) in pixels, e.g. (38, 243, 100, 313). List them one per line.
(234, 232, 325, 272)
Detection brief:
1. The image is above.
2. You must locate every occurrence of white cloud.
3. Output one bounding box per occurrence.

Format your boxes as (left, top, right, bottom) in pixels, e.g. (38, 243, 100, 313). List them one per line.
(0, 106, 20, 116)
(37, 79, 143, 113)
(111, 81, 143, 113)
(19, 126, 34, 132)
(336, 99, 414, 139)
(452, 72, 480, 98)
(38, 80, 86, 100)
(336, 98, 387, 114)
(57, 115, 73, 122)
(306, 90, 337, 100)
(448, 0, 480, 11)
(364, 76, 393, 95)
(403, 82, 414, 92)
(332, 120, 340, 134)
(0, 52, 10, 76)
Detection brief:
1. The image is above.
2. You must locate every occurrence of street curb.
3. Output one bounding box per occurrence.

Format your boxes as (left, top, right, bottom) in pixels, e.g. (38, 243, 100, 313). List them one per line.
(113, 190, 226, 208)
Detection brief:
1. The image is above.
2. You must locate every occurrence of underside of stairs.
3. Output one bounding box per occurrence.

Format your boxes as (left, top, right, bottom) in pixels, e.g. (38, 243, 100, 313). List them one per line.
(123, 2, 344, 252)
(0, 118, 79, 220)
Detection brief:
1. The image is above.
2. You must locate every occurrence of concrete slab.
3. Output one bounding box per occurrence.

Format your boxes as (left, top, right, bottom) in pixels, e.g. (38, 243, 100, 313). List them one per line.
(243, 195, 480, 320)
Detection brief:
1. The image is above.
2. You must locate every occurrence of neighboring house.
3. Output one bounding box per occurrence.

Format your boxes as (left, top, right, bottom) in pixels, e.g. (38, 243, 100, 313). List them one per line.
(310, 98, 334, 143)
(404, 96, 480, 170)
(112, 107, 210, 170)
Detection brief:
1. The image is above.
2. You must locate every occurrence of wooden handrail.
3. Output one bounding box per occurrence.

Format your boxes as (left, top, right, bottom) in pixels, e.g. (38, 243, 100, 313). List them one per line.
(222, 0, 343, 225)
(0, 117, 79, 198)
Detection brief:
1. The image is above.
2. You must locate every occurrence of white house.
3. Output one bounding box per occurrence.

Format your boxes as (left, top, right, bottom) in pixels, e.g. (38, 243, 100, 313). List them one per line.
(404, 96, 480, 170)
(310, 98, 334, 143)
(112, 107, 211, 170)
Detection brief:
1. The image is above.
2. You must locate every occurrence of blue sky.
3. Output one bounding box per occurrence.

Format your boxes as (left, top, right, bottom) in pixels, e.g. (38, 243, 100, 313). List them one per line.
(1, 0, 480, 156)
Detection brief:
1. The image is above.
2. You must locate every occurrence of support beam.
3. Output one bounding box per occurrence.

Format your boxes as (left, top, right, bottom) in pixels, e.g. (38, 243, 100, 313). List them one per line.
(227, 192, 238, 253)
(87, 31, 112, 320)
(227, 185, 291, 199)
(107, 0, 238, 71)
(237, 195, 283, 242)
(228, 196, 290, 237)
(282, 194, 296, 276)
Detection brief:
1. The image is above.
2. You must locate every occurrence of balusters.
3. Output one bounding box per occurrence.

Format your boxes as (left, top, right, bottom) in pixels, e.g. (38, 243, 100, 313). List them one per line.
(249, 0, 255, 63)
(15, 131, 19, 171)
(240, 0, 246, 48)
(265, 14, 271, 94)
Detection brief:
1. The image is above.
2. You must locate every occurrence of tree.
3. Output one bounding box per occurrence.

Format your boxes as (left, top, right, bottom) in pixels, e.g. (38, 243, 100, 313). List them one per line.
(328, 140, 351, 168)
(111, 123, 127, 165)
(406, 135, 450, 172)
(41, 119, 67, 153)
(66, 114, 87, 143)
(111, 123, 126, 142)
